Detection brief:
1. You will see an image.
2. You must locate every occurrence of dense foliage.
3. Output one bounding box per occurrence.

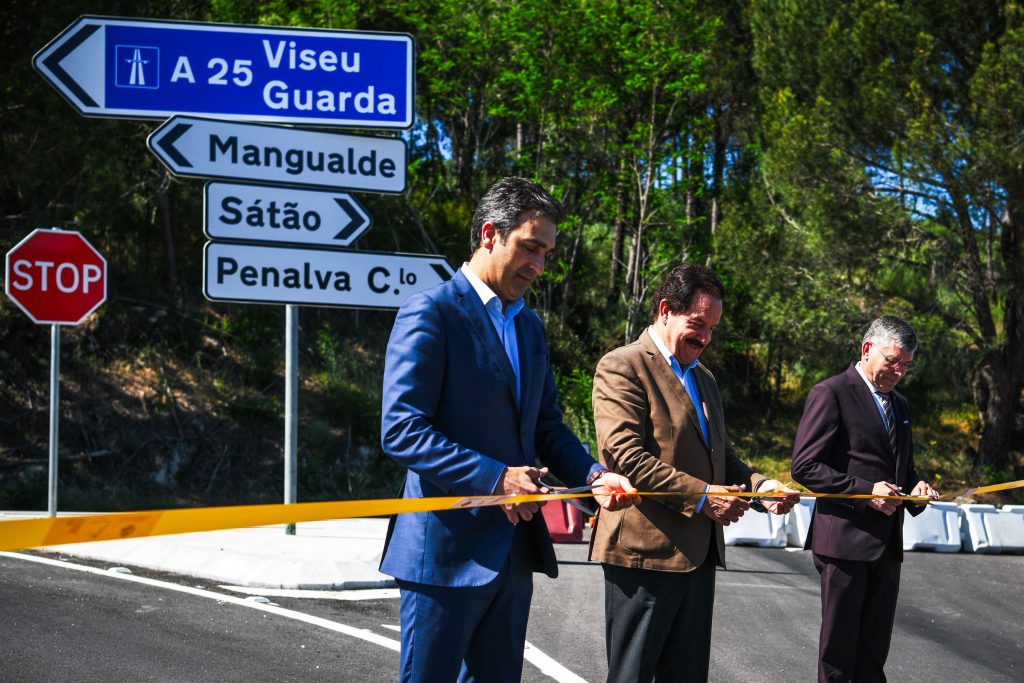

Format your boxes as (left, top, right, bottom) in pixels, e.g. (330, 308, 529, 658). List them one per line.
(2, 0, 1021, 507)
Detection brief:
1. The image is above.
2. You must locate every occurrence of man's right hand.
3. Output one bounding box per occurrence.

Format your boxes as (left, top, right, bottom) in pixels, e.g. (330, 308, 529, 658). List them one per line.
(868, 481, 903, 515)
(700, 484, 749, 525)
(495, 466, 546, 524)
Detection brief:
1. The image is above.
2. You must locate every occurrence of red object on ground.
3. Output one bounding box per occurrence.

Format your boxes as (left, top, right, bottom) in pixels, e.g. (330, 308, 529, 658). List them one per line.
(541, 499, 584, 543)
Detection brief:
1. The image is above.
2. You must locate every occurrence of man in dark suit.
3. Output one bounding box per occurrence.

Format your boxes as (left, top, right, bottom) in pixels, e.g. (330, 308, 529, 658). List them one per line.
(590, 264, 798, 682)
(792, 315, 938, 683)
(379, 177, 637, 682)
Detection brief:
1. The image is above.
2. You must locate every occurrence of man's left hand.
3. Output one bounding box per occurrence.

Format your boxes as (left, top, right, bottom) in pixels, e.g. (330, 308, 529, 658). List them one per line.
(757, 479, 801, 514)
(908, 480, 939, 506)
(592, 472, 639, 511)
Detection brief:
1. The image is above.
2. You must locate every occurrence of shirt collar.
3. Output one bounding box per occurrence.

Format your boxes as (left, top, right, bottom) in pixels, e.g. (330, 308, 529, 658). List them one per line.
(461, 263, 524, 318)
(855, 361, 885, 395)
(648, 325, 699, 373)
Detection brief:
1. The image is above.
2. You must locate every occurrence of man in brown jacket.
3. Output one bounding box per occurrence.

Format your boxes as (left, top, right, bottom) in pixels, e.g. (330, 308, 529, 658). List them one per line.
(590, 264, 797, 682)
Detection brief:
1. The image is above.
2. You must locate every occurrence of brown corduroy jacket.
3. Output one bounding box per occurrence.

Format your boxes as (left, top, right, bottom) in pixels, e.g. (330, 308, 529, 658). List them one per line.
(588, 329, 766, 571)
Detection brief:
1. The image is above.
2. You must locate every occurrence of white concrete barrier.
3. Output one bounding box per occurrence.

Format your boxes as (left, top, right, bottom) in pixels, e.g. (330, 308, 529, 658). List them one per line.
(960, 504, 1024, 554)
(901, 502, 962, 552)
(786, 497, 815, 548)
(723, 507, 788, 547)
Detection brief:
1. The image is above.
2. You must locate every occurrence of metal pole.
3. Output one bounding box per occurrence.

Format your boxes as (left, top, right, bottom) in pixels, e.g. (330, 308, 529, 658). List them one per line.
(48, 324, 60, 517)
(284, 305, 298, 535)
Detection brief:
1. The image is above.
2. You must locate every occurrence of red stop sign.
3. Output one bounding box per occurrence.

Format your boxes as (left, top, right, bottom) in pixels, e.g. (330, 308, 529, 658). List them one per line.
(5, 229, 107, 325)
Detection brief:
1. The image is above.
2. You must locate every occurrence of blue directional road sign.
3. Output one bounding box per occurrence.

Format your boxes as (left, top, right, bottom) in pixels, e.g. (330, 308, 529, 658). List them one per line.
(34, 16, 414, 128)
(204, 242, 454, 309)
(148, 116, 407, 193)
(205, 182, 373, 247)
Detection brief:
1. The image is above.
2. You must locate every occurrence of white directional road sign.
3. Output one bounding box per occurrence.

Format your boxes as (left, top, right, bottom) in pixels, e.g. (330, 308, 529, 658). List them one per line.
(204, 242, 454, 309)
(148, 116, 407, 193)
(34, 16, 414, 128)
(205, 182, 372, 247)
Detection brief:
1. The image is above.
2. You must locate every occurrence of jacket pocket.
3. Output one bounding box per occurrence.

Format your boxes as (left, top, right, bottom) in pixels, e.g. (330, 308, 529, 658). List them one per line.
(617, 504, 678, 558)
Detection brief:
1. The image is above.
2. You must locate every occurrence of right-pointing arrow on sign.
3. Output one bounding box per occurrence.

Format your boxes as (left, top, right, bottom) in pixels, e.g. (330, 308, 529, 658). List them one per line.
(333, 197, 372, 242)
(204, 182, 374, 248)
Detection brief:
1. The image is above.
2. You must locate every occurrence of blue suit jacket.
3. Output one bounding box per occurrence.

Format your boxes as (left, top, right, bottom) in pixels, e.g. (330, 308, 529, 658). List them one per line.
(379, 270, 597, 587)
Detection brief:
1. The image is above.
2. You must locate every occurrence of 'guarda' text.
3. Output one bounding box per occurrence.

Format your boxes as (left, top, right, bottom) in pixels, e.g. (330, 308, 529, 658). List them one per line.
(168, 39, 398, 116)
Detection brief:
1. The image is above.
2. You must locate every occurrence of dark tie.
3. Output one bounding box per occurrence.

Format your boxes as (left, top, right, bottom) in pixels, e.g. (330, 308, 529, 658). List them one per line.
(877, 391, 897, 454)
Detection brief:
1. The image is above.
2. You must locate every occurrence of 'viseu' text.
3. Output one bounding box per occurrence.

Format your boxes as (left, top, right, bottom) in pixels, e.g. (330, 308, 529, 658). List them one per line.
(168, 39, 397, 115)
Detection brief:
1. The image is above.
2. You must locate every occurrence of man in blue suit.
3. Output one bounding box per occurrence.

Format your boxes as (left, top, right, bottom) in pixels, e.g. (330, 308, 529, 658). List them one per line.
(380, 177, 637, 682)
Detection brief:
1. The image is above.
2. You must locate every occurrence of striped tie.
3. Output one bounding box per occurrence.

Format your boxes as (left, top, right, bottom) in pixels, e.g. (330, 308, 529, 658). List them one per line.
(877, 392, 897, 454)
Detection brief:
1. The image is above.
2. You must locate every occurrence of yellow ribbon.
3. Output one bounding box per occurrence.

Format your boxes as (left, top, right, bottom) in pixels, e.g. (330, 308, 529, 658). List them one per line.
(0, 479, 1019, 553)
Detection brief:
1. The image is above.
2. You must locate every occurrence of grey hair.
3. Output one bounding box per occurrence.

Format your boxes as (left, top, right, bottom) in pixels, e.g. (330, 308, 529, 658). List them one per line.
(469, 177, 565, 253)
(862, 315, 918, 352)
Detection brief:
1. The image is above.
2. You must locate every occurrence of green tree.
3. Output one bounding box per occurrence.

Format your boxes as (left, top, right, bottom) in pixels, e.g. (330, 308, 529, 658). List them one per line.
(752, 0, 1024, 471)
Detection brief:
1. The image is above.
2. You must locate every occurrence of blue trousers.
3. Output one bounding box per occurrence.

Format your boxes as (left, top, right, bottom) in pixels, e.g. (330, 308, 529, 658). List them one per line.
(396, 529, 535, 682)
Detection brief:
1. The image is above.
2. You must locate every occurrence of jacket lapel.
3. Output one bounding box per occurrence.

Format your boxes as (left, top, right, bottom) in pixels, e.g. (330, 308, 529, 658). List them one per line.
(639, 330, 710, 454)
(453, 271, 519, 410)
(844, 364, 897, 469)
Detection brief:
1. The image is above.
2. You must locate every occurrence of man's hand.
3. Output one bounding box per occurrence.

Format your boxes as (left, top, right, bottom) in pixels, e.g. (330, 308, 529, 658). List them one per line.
(592, 472, 639, 511)
(701, 484, 749, 525)
(908, 480, 939, 506)
(496, 466, 546, 524)
(868, 481, 902, 515)
(756, 479, 801, 514)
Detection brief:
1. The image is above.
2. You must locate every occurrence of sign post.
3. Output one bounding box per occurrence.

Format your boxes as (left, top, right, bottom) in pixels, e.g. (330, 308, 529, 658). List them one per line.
(5, 228, 108, 516)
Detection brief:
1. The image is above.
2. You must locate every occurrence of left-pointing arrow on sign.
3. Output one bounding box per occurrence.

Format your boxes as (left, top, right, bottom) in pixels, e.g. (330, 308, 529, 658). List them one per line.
(39, 22, 103, 108)
(148, 116, 407, 194)
(155, 122, 193, 168)
(33, 16, 414, 128)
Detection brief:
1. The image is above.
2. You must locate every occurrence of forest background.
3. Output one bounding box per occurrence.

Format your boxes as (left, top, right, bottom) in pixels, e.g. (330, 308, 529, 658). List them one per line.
(2, 0, 1023, 510)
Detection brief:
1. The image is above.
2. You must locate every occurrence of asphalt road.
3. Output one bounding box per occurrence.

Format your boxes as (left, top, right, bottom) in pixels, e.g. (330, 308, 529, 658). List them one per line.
(2, 542, 1021, 682)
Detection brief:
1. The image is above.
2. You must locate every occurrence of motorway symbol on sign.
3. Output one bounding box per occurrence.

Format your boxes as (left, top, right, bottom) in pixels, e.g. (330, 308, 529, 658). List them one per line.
(204, 182, 372, 247)
(203, 242, 453, 309)
(148, 116, 407, 193)
(4, 229, 108, 325)
(33, 15, 414, 128)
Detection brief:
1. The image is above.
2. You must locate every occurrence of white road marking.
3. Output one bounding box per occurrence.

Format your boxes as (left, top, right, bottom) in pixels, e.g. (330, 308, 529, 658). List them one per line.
(381, 625, 588, 683)
(1, 551, 399, 651)
(219, 585, 400, 601)
(5, 552, 590, 682)
(524, 640, 590, 683)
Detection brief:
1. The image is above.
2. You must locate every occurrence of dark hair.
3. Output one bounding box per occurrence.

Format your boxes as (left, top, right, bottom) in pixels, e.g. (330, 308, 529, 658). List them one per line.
(650, 264, 725, 322)
(862, 315, 918, 352)
(469, 177, 565, 252)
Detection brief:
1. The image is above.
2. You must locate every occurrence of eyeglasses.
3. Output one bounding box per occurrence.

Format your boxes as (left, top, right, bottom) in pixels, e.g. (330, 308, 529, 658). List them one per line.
(878, 350, 914, 371)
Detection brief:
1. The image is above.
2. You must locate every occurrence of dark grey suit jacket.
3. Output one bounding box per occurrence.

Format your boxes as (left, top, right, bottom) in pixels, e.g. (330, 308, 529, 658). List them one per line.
(792, 364, 923, 562)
